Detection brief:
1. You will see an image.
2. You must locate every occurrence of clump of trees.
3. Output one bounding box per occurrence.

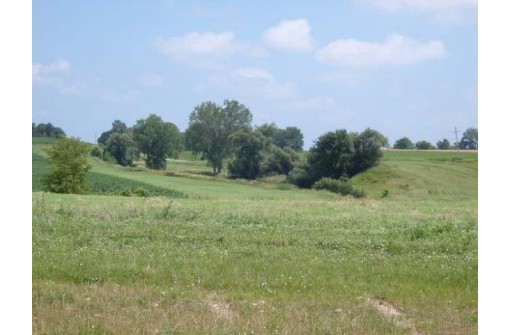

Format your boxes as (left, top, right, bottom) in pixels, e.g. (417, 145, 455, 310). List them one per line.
(226, 128, 301, 180)
(32, 123, 66, 138)
(96, 116, 182, 170)
(393, 137, 414, 149)
(288, 128, 388, 189)
(459, 127, 477, 150)
(436, 139, 451, 150)
(43, 137, 92, 194)
(185, 100, 253, 174)
(133, 114, 182, 169)
(415, 140, 435, 150)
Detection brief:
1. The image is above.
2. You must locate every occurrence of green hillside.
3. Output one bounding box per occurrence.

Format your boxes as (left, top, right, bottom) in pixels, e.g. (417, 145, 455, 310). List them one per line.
(32, 140, 477, 334)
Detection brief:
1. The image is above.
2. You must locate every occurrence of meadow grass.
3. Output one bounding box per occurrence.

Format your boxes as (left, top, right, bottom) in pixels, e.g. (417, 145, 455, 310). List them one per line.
(32, 144, 477, 334)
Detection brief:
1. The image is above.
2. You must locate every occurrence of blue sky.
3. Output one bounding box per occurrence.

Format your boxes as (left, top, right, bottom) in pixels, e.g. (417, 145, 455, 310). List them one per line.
(32, 0, 477, 148)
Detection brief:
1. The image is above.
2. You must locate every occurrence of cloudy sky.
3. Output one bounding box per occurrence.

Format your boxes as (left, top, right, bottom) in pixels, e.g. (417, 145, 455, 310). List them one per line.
(32, 0, 478, 148)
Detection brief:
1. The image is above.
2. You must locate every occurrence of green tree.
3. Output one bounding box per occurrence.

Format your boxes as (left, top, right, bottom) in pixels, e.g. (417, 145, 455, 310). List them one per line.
(98, 120, 128, 146)
(33, 122, 66, 138)
(307, 129, 355, 182)
(393, 137, 414, 149)
(228, 129, 267, 180)
(105, 133, 139, 166)
(186, 99, 253, 174)
(436, 139, 451, 150)
(261, 145, 299, 176)
(415, 140, 435, 150)
(133, 114, 182, 170)
(42, 137, 92, 194)
(350, 128, 387, 175)
(255, 123, 280, 139)
(256, 123, 304, 151)
(273, 126, 304, 151)
(460, 127, 478, 149)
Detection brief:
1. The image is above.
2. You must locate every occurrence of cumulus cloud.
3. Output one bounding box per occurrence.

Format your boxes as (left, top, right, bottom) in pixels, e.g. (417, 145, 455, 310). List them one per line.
(316, 34, 447, 67)
(210, 68, 294, 100)
(263, 19, 313, 51)
(356, 0, 477, 23)
(155, 31, 257, 68)
(32, 59, 71, 84)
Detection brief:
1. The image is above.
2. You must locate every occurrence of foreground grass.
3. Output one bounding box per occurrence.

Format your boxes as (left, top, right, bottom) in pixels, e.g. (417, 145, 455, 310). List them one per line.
(33, 192, 477, 334)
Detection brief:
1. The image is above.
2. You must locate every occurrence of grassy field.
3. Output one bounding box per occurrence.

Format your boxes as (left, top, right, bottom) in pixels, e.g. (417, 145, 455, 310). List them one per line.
(32, 140, 477, 334)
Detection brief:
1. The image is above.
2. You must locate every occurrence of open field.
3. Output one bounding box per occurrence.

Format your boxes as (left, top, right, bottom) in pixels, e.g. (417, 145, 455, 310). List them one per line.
(32, 139, 477, 334)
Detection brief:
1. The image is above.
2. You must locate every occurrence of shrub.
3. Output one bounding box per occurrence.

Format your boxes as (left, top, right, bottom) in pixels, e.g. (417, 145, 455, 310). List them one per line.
(287, 166, 316, 188)
(43, 137, 92, 194)
(90, 146, 103, 158)
(351, 188, 366, 198)
(312, 177, 353, 195)
(134, 187, 150, 197)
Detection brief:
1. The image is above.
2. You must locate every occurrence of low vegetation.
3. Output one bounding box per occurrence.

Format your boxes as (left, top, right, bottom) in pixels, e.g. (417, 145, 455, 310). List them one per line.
(32, 135, 477, 334)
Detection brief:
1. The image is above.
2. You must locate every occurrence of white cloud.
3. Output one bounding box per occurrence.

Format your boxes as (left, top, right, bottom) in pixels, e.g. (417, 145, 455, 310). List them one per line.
(210, 68, 294, 100)
(356, 0, 477, 23)
(32, 59, 71, 84)
(316, 34, 447, 67)
(155, 32, 251, 68)
(263, 19, 313, 51)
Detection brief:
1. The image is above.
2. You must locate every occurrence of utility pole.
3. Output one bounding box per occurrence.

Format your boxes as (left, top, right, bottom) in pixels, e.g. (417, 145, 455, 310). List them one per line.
(453, 126, 460, 158)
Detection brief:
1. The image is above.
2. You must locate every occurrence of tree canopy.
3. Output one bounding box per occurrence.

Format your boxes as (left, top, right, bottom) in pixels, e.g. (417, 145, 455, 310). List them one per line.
(436, 139, 451, 150)
(460, 127, 478, 150)
(32, 122, 66, 138)
(256, 123, 304, 151)
(415, 140, 435, 150)
(98, 120, 128, 146)
(289, 128, 386, 188)
(133, 114, 182, 170)
(43, 137, 92, 194)
(393, 137, 414, 149)
(186, 99, 253, 174)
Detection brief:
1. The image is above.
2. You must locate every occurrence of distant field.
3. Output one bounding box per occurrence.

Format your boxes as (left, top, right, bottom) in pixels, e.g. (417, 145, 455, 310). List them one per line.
(32, 140, 478, 334)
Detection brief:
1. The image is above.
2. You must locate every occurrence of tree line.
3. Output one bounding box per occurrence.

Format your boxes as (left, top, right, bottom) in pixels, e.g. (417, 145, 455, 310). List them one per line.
(393, 128, 478, 150)
(32, 122, 66, 138)
(36, 99, 476, 195)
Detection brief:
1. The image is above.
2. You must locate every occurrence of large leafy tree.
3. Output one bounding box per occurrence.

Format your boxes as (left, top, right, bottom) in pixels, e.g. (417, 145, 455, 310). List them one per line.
(273, 126, 304, 151)
(98, 120, 128, 146)
(393, 137, 414, 149)
(307, 129, 355, 182)
(186, 99, 253, 174)
(43, 137, 92, 194)
(256, 123, 304, 151)
(460, 127, 478, 150)
(437, 138, 451, 150)
(105, 133, 139, 167)
(350, 128, 388, 175)
(415, 140, 435, 150)
(228, 129, 267, 180)
(289, 128, 387, 188)
(133, 114, 182, 170)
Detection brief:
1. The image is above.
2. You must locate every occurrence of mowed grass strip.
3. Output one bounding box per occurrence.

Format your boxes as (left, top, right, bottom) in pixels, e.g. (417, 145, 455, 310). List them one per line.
(33, 193, 477, 334)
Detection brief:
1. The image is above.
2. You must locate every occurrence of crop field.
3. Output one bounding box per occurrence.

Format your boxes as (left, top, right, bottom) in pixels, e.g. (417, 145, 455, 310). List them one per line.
(32, 140, 477, 334)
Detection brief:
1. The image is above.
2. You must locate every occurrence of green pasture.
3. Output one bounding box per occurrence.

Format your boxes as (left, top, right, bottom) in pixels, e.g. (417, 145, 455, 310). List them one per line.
(32, 140, 478, 334)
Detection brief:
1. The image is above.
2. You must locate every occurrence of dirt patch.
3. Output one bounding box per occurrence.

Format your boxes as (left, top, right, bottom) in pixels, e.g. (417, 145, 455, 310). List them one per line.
(369, 298, 421, 335)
